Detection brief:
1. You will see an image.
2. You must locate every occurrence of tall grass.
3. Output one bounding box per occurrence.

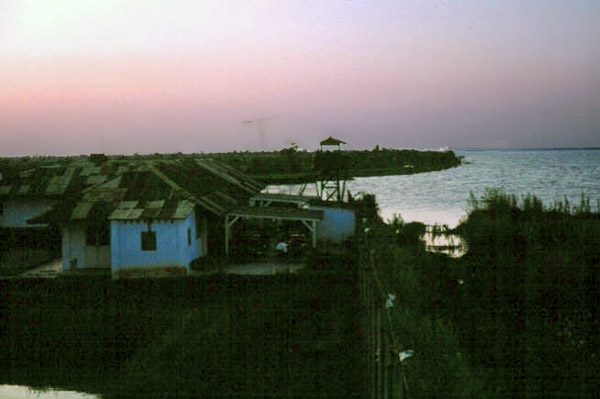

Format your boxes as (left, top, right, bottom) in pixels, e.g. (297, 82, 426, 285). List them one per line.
(456, 189, 600, 398)
(360, 189, 599, 398)
(361, 217, 489, 398)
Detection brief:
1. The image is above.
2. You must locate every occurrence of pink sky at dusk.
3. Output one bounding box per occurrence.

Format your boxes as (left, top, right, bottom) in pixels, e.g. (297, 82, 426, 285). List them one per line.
(1, 0, 599, 156)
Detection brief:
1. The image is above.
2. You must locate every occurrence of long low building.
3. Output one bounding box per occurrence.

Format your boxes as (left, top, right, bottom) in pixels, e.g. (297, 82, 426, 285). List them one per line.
(31, 159, 264, 273)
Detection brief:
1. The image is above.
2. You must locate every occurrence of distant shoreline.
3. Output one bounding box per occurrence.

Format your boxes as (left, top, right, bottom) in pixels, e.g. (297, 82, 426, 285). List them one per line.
(457, 147, 600, 152)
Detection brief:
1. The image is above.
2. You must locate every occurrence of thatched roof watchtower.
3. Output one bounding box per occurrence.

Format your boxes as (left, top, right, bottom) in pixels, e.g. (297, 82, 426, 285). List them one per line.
(314, 136, 350, 202)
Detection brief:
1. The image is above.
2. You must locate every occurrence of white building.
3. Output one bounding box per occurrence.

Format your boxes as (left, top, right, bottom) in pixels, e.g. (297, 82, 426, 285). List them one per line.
(34, 159, 264, 273)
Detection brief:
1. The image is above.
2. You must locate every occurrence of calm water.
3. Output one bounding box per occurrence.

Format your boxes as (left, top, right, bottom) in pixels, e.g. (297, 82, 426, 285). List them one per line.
(0, 385, 98, 398)
(268, 149, 600, 228)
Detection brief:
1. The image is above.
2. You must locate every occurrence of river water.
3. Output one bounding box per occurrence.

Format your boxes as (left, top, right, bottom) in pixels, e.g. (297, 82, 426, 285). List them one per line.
(267, 149, 600, 228)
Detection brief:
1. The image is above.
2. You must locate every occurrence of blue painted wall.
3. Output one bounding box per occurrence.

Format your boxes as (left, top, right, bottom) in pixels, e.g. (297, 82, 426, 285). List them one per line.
(308, 206, 356, 242)
(110, 213, 205, 270)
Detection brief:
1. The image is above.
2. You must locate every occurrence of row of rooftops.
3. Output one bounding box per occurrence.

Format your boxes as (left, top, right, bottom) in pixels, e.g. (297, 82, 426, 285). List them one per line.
(1, 137, 353, 226)
(0, 162, 132, 199)
(0, 136, 348, 200)
(1, 158, 266, 225)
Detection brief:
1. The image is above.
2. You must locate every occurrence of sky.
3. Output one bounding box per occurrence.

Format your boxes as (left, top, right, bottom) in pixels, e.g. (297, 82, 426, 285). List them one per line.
(1, 0, 599, 156)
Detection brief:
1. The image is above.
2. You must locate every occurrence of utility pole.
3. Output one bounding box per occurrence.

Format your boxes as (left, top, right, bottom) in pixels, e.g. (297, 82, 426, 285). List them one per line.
(242, 115, 279, 150)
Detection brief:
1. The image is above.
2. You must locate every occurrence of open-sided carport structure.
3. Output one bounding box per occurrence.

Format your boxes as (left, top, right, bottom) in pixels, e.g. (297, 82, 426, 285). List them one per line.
(224, 206, 324, 255)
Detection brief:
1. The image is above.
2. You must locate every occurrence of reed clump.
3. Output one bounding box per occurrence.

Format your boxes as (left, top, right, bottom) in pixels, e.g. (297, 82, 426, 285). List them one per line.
(360, 189, 599, 398)
(455, 189, 600, 398)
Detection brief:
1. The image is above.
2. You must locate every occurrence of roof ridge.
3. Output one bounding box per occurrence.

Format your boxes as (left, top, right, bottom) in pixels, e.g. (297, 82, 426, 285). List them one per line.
(205, 159, 264, 192)
(143, 160, 225, 216)
(194, 159, 256, 194)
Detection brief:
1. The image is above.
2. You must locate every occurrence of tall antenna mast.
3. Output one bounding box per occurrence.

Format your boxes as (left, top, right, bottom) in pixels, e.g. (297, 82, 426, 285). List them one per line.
(242, 115, 279, 150)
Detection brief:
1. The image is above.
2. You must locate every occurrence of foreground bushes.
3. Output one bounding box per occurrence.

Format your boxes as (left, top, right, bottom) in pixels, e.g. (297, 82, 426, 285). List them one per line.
(361, 217, 488, 398)
(0, 272, 364, 398)
(361, 190, 599, 398)
(452, 190, 600, 397)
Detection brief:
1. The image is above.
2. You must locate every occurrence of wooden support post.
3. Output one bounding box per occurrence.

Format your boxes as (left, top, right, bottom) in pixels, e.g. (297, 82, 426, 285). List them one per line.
(225, 216, 230, 255)
(225, 215, 240, 256)
(301, 220, 318, 248)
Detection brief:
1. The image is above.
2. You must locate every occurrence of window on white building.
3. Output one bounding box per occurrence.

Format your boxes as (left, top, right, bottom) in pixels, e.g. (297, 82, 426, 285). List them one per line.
(141, 231, 157, 251)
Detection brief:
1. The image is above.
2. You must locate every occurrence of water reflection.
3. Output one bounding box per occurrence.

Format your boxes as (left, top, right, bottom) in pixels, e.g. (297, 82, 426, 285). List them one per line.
(422, 230, 466, 258)
(0, 385, 98, 399)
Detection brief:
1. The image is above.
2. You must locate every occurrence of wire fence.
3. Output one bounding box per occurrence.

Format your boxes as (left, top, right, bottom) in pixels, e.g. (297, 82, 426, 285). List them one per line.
(359, 236, 411, 399)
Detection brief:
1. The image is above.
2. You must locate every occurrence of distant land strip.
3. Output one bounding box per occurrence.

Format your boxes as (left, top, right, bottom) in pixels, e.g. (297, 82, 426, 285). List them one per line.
(0, 148, 463, 185)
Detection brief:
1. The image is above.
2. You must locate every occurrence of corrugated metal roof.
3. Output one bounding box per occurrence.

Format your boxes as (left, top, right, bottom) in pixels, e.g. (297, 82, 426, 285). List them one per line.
(71, 201, 94, 220)
(0, 163, 108, 199)
(81, 166, 101, 176)
(146, 200, 165, 209)
(110, 208, 145, 220)
(116, 166, 129, 175)
(101, 176, 123, 189)
(21, 158, 263, 223)
(86, 175, 107, 185)
(117, 200, 138, 209)
(173, 200, 194, 219)
(44, 166, 75, 195)
(212, 160, 264, 192)
(83, 188, 127, 203)
(44, 176, 63, 195)
(108, 199, 194, 221)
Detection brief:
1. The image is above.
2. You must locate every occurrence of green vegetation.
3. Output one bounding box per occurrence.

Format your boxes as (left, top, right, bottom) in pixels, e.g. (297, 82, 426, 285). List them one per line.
(360, 215, 488, 398)
(0, 147, 462, 185)
(0, 228, 61, 276)
(454, 190, 599, 397)
(3, 183, 595, 397)
(0, 261, 364, 398)
(201, 147, 462, 183)
(359, 189, 600, 398)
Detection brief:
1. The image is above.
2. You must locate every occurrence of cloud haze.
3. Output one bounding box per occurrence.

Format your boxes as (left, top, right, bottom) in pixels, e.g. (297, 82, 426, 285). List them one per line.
(1, 0, 599, 156)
